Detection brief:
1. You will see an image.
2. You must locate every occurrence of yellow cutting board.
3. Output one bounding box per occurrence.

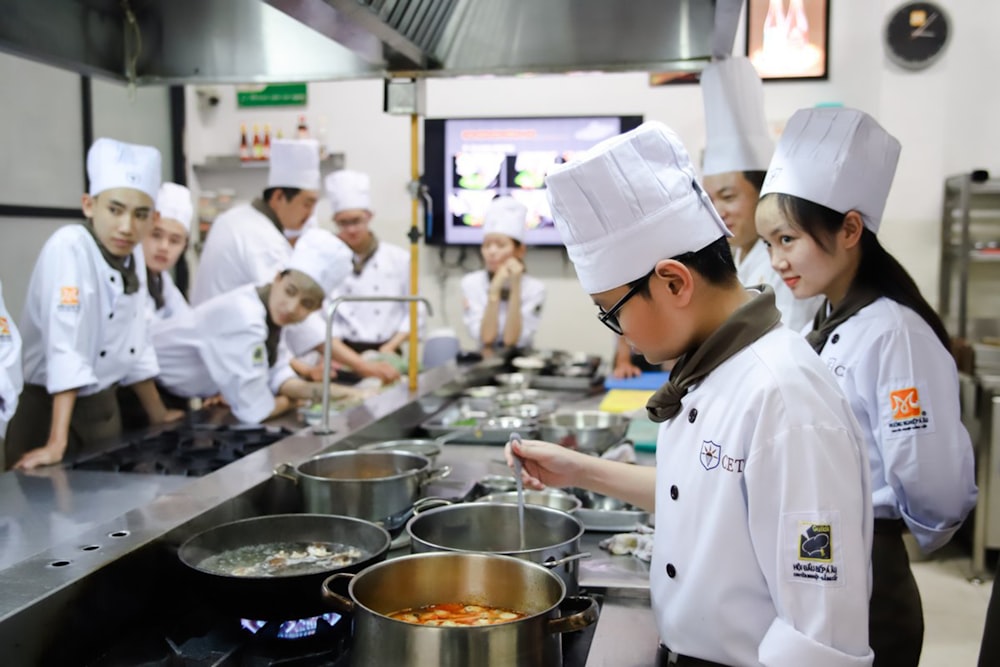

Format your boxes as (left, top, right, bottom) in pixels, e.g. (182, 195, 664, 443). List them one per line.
(598, 389, 655, 414)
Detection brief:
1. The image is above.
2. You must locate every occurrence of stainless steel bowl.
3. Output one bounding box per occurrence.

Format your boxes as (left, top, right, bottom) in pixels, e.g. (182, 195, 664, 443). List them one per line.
(495, 372, 532, 390)
(539, 411, 631, 455)
(476, 489, 582, 513)
(359, 439, 443, 465)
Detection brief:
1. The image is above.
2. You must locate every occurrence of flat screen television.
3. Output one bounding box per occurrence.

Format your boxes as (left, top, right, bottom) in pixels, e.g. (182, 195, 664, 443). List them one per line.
(423, 115, 644, 246)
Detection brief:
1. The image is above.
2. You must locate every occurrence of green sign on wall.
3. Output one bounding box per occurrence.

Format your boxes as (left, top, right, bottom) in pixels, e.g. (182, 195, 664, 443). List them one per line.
(237, 83, 308, 107)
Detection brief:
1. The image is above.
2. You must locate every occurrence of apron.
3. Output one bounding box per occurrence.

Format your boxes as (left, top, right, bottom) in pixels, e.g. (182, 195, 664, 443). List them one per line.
(870, 519, 924, 667)
(5, 383, 122, 468)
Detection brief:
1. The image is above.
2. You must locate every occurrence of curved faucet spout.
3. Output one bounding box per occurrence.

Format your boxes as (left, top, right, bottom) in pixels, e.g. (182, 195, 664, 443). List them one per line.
(316, 295, 433, 434)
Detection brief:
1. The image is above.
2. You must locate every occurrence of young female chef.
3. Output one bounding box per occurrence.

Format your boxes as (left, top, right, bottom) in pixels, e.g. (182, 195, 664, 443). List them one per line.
(755, 107, 977, 667)
(701, 57, 823, 332)
(508, 121, 875, 666)
(461, 196, 546, 352)
(0, 280, 22, 440)
(142, 182, 192, 324)
(6, 138, 183, 471)
(152, 228, 368, 423)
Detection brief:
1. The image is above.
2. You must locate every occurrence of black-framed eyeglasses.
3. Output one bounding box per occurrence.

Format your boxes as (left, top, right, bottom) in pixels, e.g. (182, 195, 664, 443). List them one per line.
(597, 269, 655, 335)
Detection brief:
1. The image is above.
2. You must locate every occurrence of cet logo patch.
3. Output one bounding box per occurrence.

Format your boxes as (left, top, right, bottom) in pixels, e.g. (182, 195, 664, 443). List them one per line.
(252, 345, 266, 367)
(799, 523, 833, 562)
(890, 387, 921, 420)
(60, 286, 79, 306)
(700, 441, 721, 471)
(0, 317, 8, 337)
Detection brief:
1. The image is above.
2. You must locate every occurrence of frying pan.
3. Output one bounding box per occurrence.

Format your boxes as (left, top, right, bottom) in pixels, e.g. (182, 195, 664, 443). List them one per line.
(178, 513, 391, 620)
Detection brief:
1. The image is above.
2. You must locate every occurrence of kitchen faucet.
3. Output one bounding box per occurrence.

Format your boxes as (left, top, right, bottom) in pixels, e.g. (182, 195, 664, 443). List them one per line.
(316, 295, 433, 435)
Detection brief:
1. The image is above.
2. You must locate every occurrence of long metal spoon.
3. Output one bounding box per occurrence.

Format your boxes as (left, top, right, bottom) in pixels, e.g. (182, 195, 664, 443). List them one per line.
(509, 431, 526, 551)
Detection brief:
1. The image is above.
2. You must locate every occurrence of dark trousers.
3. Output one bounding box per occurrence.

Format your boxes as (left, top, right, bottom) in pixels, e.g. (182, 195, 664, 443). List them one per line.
(5, 383, 121, 468)
(870, 519, 924, 667)
(978, 559, 1000, 666)
(657, 644, 728, 666)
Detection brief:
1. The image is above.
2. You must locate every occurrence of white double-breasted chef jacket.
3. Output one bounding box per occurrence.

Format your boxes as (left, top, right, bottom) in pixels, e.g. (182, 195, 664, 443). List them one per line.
(19, 225, 159, 396)
(329, 243, 425, 344)
(652, 324, 874, 666)
(0, 281, 23, 425)
(152, 284, 297, 424)
(735, 240, 823, 332)
(190, 202, 324, 355)
(814, 297, 977, 553)
(460, 270, 545, 350)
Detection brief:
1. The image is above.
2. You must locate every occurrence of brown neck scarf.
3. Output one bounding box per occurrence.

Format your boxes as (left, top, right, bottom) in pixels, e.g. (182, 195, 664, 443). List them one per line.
(804, 285, 880, 353)
(147, 269, 165, 310)
(80, 221, 140, 295)
(252, 198, 285, 236)
(646, 287, 782, 423)
(352, 233, 379, 275)
(256, 285, 282, 367)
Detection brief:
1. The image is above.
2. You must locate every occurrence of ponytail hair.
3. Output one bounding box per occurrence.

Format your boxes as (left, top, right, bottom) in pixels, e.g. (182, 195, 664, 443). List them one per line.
(772, 193, 951, 351)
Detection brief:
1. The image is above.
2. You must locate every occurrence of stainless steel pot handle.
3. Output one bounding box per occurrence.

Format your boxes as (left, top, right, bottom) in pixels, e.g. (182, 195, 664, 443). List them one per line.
(412, 497, 453, 515)
(273, 462, 299, 484)
(547, 595, 599, 634)
(543, 552, 592, 569)
(421, 465, 452, 486)
(321, 572, 355, 613)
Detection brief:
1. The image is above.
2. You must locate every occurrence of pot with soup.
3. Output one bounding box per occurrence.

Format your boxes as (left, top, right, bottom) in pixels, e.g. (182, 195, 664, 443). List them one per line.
(321, 552, 598, 667)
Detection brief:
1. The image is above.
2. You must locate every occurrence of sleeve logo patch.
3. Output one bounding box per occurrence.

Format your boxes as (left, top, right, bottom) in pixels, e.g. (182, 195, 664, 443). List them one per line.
(798, 523, 833, 562)
(885, 384, 933, 437)
(0, 317, 9, 337)
(890, 387, 921, 420)
(252, 345, 266, 367)
(60, 286, 79, 306)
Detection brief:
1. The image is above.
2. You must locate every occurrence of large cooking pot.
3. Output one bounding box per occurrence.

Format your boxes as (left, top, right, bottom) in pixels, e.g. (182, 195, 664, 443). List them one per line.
(177, 513, 391, 620)
(406, 503, 587, 594)
(539, 411, 631, 455)
(321, 552, 598, 667)
(475, 489, 582, 513)
(274, 450, 451, 523)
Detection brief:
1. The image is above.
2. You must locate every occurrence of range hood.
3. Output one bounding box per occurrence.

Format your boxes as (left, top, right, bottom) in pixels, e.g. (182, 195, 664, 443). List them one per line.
(0, 0, 740, 84)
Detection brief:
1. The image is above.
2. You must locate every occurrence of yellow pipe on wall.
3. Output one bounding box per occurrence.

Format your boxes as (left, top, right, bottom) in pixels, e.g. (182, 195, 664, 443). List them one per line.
(407, 112, 420, 393)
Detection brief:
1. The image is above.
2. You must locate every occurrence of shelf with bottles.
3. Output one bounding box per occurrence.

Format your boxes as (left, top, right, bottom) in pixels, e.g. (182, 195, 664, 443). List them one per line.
(193, 153, 345, 173)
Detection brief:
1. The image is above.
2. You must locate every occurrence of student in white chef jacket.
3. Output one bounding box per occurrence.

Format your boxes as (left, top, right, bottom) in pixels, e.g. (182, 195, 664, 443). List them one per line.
(190, 140, 398, 384)
(701, 57, 822, 332)
(756, 108, 977, 667)
(324, 169, 425, 356)
(6, 138, 184, 471)
(154, 228, 366, 423)
(141, 182, 193, 324)
(0, 280, 23, 442)
(461, 197, 546, 353)
(507, 122, 874, 666)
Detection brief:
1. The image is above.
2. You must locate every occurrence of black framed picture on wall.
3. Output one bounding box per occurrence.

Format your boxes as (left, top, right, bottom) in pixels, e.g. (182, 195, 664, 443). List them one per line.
(746, 0, 830, 81)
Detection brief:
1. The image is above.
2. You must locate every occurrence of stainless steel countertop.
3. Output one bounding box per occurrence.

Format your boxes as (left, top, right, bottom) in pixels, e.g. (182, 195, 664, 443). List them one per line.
(0, 363, 663, 665)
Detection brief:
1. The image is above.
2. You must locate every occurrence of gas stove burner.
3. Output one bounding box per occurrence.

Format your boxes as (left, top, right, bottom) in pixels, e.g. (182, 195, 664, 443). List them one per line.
(241, 613, 343, 641)
(71, 424, 293, 476)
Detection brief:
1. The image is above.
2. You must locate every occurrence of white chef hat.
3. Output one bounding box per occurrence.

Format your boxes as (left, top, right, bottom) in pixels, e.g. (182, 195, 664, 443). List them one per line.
(482, 196, 528, 243)
(325, 169, 371, 214)
(155, 182, 193, 233)
(87, 137, 162, 201)
(760, 107, 901, 232)
(286, 227, 352, 295)
(701, 57, 774, 176)
(268, 139, 321, 191)
(545, 121, 731, 294)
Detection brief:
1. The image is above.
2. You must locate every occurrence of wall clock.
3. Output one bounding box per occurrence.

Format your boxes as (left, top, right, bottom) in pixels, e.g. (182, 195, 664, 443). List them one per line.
(884, 2, 951, 70)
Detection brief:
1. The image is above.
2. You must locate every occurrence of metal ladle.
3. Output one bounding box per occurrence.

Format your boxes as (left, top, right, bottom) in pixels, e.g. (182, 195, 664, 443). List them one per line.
(315, 295, 434, 435)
